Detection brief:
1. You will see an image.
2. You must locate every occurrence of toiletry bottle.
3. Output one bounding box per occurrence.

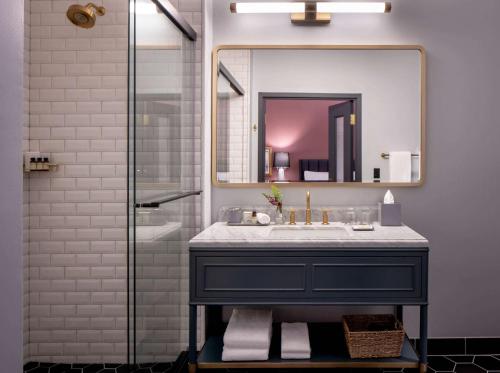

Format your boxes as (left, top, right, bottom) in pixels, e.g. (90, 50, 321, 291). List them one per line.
(242, 211, 252, 224)
(36, 157, 43, 170)
(43, 157, 49, 171)
(30, 157, 37, 171)
(251, 210, 257, 224)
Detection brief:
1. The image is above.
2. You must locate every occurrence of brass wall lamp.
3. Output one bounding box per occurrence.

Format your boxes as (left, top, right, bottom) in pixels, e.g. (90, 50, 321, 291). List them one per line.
(229, 2, 391, 25)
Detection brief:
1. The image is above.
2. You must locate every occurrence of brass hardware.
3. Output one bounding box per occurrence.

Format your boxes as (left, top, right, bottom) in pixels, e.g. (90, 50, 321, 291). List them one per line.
(291, 2, 331, 25)
(291, 13, 331, 25)
(211, 45, 427, 188)
(350, 113, 356, 126)
(252, 124, 258, 132)
(289, 209, 296, 225)
(67, 3, 106, 29)
(322, 210, 329, 225)
(305, 191, 312, 225)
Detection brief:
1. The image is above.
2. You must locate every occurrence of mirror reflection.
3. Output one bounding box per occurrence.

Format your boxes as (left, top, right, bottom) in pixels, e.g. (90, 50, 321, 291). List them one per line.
(214, 47, 424, 185)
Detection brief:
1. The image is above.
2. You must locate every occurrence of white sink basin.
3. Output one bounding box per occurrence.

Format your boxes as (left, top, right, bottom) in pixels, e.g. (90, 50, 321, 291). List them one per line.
(268, 224, 352, 239)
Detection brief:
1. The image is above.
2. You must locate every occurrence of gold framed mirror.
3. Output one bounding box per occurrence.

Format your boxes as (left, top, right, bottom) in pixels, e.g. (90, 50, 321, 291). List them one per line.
(212, 45, 426, 187)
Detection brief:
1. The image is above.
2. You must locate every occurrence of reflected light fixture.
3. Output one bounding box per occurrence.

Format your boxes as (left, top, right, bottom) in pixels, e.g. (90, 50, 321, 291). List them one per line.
(273, 152, 290, 181)
(230, 2, 391, 25)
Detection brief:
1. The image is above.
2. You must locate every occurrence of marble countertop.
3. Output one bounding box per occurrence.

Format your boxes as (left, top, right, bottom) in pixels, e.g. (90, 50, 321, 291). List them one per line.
(189, 222, 429, 249)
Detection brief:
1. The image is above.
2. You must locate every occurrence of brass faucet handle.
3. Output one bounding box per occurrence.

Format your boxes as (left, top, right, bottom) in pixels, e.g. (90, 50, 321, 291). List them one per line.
(289, 209, 296, 225)
(305, 209, 312, 225)
(322, 210, 330, 225)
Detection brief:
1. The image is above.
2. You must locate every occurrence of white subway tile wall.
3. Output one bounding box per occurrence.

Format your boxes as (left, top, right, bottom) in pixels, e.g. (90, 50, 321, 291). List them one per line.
(26, 0, 202, 363)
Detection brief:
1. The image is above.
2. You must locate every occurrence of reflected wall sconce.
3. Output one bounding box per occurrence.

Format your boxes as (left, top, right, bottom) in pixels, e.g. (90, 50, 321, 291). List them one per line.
(229, 2, 391, 25)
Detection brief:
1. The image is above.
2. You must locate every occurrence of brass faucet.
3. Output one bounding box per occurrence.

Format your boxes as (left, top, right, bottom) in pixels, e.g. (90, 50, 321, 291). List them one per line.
(305, 191, 312, 225)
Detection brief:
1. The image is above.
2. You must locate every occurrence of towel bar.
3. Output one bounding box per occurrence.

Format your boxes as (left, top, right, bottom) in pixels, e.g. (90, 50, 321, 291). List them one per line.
(381, 153, 420, 159)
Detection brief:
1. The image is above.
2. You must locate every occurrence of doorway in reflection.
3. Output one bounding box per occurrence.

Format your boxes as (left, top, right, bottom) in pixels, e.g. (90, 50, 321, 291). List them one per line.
(258, 94, 362, 183)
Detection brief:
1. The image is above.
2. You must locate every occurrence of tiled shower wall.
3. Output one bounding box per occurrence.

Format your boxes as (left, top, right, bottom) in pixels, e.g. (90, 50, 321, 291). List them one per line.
(25, 0, 203, 363)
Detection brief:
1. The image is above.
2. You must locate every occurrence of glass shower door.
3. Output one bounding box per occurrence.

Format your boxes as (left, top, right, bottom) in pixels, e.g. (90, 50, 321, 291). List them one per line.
(128, 0, 200, 366)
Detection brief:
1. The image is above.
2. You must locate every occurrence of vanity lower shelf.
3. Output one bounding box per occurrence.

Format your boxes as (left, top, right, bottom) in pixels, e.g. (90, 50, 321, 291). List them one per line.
(197, 323, 420, 369)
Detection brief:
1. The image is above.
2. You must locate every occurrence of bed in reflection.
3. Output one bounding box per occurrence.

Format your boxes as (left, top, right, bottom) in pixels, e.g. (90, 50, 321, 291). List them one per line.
(299, 159, 329, 182)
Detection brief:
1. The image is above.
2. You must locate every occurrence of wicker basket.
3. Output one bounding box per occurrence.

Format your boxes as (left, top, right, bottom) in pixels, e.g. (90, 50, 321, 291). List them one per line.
(343, 314, 405, 359)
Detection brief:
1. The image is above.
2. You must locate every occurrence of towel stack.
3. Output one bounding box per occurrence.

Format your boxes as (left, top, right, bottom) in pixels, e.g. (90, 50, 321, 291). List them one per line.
(222, 308, 273, 361)
(281, 322, 311, 359)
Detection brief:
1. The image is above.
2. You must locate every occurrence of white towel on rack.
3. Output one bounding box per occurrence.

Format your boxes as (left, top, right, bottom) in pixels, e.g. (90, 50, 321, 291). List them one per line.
(223, 308, 273, 349)
(281, 322, 311, 359)
(389, 151, 412, 182)
(222, 347, 270, 361)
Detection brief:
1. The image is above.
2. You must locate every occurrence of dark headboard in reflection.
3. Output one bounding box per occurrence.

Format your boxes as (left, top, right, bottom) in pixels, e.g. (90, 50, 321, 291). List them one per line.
(299, 159, 329, 181)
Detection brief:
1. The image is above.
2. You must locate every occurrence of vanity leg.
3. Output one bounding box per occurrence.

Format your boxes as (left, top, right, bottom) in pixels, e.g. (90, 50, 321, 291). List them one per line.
(189, 304, 197, 373)
(419, 304, 428, 373)
(395, 305, 403, 323)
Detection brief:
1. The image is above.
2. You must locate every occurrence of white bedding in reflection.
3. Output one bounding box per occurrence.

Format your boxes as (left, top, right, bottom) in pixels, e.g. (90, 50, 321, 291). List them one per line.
(136, 222, 182, 241)
(304, 171, 329, 181)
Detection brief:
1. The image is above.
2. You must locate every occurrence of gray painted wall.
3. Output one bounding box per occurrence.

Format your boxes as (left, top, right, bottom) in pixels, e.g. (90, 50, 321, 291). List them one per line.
(0, 0, 24, 370)
(210, 0, 500, 337)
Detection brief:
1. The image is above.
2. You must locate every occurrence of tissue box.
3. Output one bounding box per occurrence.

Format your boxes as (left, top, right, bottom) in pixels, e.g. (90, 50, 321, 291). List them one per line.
(378, 202, 402, 226)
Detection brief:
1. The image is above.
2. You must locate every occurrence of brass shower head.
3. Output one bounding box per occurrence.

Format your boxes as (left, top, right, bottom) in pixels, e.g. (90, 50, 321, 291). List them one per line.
(67, 3, 106, 28)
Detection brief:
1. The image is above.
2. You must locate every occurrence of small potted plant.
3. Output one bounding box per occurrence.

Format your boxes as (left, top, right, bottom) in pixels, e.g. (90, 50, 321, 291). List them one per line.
(262, 185, 284, 224)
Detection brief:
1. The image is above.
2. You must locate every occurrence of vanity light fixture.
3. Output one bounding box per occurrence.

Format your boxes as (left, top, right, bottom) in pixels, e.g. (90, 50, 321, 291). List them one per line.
(230, 2, 391, 25)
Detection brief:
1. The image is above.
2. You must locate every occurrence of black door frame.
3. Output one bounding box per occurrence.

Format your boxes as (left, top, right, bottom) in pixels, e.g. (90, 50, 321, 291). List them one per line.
(258, 92, 362, 182)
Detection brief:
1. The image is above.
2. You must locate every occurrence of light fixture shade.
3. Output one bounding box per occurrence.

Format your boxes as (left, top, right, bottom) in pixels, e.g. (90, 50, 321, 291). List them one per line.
(316, 2, 391, 13)
(230, 2, 391, 14)
(274, 152, 290, 168)
(230, 2, 306, 13)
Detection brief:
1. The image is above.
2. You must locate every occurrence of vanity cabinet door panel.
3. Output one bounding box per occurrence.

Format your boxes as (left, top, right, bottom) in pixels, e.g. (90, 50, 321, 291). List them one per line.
(194, 256, 307, 301)
(311, 256, 425, 302)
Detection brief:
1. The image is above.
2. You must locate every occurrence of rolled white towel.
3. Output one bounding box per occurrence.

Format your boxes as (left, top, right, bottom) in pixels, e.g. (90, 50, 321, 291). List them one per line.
(223, 308, 273, 349)
(222, 347, 270, 361)
(281, 322, 311, 359)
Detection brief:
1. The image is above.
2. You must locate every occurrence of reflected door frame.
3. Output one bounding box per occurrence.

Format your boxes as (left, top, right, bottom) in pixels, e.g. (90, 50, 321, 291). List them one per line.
(257, 92, 362, 183)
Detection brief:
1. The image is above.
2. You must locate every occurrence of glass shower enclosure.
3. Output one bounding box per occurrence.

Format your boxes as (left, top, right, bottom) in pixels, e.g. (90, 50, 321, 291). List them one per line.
(128, 0, 200, 367)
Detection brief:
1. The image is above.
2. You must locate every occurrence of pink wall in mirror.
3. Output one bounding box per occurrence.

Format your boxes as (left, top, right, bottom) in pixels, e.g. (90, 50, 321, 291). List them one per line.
(265, 99, 345, 181)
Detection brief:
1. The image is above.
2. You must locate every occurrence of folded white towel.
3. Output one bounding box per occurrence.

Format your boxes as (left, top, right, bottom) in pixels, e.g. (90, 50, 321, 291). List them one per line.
(389, 151, 412, 182)
(223, 308, 273, 349)
(222, 347, 270, 361)
(281, 323, 311, 359)
(282, 351, 311, 360)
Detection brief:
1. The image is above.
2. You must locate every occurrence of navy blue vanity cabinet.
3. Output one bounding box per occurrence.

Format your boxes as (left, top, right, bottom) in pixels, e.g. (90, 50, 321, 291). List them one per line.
(188, 246, 429, 373)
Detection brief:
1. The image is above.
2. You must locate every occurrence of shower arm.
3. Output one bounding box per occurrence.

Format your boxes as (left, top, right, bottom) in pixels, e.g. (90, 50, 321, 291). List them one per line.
(86, 3, 105, 16)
